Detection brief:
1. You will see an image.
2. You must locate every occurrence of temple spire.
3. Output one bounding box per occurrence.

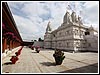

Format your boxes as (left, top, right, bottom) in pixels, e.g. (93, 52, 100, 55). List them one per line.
(46, 21, 52, 33)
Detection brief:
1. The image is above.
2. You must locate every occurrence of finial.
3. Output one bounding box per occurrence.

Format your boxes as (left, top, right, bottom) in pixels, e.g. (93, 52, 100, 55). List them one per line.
(48, 21, 50, 24)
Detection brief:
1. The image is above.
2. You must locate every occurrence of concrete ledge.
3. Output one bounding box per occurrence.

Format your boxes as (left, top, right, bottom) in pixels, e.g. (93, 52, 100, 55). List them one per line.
(2, 46, 22, 59)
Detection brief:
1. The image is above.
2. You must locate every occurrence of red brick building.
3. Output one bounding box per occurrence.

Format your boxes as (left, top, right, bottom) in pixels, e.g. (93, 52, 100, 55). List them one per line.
(2, 2, 23, 53)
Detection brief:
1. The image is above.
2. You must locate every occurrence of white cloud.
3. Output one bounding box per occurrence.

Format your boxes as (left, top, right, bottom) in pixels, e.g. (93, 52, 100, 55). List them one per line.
(8, 1, 99, 41)
(12, 14, 40, 40)
(82, 1, 99, 29)
(83, 1, 98, 9)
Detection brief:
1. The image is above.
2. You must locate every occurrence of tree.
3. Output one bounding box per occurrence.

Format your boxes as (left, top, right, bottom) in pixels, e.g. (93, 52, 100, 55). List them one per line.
(31, 40, 33, 41)
(34, 40, 37, 42)
(38, 38, 43, 41)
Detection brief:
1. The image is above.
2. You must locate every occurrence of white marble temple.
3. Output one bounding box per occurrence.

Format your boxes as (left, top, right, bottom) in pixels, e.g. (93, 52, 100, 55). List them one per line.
(44, 10, 98, 52)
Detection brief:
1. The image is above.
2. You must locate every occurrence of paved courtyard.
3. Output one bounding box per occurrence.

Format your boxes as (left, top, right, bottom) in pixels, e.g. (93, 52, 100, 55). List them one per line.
(2, 46, 98, 74)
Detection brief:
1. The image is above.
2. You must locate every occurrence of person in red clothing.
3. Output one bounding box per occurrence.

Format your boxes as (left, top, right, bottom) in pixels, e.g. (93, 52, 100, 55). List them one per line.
(35, 46, 40, 53)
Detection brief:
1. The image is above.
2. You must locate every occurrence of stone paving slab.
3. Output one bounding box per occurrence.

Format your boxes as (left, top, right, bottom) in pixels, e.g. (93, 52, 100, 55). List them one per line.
(2, 47, 98, 74)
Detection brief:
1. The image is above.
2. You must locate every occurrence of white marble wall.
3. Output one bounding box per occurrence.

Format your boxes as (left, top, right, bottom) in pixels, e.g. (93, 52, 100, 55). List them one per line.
(84, 35, 98, 51)
(44, 42, 50, 48)
(44, 15, 98, 52)
(34, 41, 44, 48)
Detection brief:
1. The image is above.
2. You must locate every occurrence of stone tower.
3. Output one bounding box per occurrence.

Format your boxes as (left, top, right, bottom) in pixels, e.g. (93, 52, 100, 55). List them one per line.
(63, 11, 72, 24)
(44, 21, 52, 49)
(71, 11, 77, 23)
(46, 21, 52, 34)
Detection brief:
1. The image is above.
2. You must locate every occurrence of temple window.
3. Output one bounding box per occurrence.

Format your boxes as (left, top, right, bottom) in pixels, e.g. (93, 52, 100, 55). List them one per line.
(82, 43, 86, 48)
(67, 31, 70, 35)
(66, 42, 69, 47)
(53, 34, 55, 37)
(59, 32, 62, 36)
(85, 31, 90, 35)
(59, 43, 61, 47)
(88, 43, 91, 47)
(76, 42, 80, 47)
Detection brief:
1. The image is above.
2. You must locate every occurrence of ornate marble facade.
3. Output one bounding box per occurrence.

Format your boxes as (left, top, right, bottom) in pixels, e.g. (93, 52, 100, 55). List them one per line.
(44, 11, 98, 52)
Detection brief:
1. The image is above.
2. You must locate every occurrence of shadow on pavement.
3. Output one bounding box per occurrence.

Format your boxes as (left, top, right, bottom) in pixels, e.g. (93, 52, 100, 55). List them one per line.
(40, 62, 56, 66)
(58, 63, 98, 73)
(31, 52, 38, 53)
(2, 62, 12, 66)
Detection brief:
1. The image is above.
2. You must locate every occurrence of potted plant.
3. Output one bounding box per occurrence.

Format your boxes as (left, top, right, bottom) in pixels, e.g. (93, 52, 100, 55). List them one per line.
(15, 52, 18, 56)
(35, 46, 40, 53)
(10, 56, 18, 64)
(53, 49, 65, 65)
(31, 46, 34, 50)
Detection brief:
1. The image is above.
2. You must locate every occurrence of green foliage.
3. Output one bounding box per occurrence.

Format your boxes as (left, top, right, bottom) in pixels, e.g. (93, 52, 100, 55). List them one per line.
(38, 38, 44, 41)
(53, 49, 65, 61)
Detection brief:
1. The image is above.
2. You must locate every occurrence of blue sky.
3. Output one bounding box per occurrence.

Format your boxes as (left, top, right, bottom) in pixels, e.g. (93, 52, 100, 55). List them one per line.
(7, 1, 99, 41)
